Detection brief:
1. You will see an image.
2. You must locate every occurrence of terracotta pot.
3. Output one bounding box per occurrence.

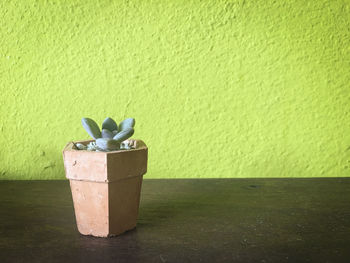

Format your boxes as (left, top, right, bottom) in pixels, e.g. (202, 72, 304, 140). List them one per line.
(62, 139, 148, 237)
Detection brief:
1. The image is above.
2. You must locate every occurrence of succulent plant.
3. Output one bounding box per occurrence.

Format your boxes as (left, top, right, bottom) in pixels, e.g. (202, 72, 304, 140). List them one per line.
(119, 118, 135, 131)
(102, 117, 118, 132)
(113, 127, 134, 142)
(81, 118, 101, 139)
(79, 117, 136, 152)
(101, 129, 113, 139)
(96, 138, 120, 151)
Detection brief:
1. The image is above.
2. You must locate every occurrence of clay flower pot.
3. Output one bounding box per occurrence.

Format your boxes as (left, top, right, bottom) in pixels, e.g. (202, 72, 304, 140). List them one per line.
(62, 139, 148, 237)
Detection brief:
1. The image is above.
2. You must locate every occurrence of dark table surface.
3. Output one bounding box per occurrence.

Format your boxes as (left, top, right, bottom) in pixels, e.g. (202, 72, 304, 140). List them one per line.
(0, 178, 349, 263)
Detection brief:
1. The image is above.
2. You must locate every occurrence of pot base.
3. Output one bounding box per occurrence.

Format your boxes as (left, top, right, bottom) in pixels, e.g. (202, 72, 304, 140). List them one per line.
(70, 176, 143, 237)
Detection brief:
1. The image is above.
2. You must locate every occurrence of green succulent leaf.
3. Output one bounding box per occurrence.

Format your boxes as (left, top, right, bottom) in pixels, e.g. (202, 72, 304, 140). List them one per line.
(81, 118, 102, 139)
(96, 138, 120, 151)
(101, 129, 113, 139)
(102, 117, 118, 132)
(113, 127, 134, 142)
(119, 118, 135, 131)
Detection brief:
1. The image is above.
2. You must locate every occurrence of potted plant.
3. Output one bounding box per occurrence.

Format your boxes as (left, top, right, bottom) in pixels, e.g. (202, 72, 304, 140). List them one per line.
(62, 117, 148, 237)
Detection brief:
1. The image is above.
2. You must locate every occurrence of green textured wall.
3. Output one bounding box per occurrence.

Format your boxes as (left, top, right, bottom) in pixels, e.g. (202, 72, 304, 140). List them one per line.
(1, 0, 349, 180)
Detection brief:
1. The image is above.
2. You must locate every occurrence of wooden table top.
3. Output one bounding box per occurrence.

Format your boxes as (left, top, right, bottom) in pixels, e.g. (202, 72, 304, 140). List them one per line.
(0, 178, 349, 263)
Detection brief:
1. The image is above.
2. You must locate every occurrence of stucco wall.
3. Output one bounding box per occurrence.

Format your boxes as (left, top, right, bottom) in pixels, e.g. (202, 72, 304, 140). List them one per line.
(1, 0, 349, 179)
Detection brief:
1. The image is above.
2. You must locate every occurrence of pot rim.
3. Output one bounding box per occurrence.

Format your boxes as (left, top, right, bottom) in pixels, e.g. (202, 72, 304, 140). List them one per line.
(63, 139, 147, 154)
(62, 139, 148, 183)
